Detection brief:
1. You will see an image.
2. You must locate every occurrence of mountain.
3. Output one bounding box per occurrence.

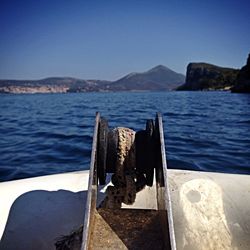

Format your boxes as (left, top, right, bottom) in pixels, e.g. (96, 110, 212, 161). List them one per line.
(105, 65, 185, 91)
(231, 54, 250, 93)
(177, 63, 239, 91)
(0, 65, 185, 93)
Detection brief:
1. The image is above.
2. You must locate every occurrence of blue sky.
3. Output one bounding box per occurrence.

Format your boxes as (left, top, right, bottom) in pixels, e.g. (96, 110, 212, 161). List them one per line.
(0, 0, 250, 80)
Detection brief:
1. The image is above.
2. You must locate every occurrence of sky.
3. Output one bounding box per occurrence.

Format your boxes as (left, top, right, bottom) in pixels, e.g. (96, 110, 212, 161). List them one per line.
(0, 0, 250, 80)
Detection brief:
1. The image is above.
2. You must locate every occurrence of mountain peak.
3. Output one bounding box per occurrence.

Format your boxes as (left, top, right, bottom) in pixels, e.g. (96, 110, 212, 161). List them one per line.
(153, 64, 168, 69)
(147, 65, 172, 73)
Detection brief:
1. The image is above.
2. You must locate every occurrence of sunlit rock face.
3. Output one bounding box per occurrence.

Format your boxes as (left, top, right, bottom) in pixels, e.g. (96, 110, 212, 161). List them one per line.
(231, 54, 250, 93)
(0, 78, 111, 94)
(0, 85, 70, 94)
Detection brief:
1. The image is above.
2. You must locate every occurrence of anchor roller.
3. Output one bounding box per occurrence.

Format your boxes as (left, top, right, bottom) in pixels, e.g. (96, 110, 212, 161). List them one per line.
(81, 112, 176, 250)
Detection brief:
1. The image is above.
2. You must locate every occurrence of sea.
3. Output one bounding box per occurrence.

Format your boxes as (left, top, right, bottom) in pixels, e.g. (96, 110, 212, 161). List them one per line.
(0, 91, 250, 182)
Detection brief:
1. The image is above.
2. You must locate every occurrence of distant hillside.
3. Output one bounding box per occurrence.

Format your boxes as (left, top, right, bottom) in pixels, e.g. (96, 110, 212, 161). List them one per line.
(0, 77, 111, 94)
(0, 65, 185, 93)
(106, 65, 185, 91)
(177, 63, 239, 91)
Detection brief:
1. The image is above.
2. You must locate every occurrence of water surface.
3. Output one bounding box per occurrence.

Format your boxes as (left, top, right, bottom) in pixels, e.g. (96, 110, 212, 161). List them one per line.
(0, 91, 249, 182)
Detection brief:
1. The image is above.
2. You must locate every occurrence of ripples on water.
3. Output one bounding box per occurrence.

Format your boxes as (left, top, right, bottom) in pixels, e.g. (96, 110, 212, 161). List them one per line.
(0, 91, 249, 181)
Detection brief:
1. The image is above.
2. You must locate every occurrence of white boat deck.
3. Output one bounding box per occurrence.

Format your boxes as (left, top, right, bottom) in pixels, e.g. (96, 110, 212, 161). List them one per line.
(0, 171, 89, 250)
(0, 170, 250, 250)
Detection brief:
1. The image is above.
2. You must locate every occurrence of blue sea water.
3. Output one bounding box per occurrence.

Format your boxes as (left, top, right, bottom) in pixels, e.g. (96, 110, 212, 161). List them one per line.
(0, 91, 250, 182)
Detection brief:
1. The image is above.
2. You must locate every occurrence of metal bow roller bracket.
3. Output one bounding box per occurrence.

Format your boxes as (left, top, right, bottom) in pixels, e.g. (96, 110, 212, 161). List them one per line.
(81, 112, 176, 250)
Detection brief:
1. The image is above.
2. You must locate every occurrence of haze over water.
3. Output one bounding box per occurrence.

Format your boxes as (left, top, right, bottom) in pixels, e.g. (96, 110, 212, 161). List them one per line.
(0, 91, 249, 182)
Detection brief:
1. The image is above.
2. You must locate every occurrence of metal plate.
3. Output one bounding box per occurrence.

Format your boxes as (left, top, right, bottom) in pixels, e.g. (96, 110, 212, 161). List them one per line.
(155, 113, 176, 250)
(81, 113, 99, 250)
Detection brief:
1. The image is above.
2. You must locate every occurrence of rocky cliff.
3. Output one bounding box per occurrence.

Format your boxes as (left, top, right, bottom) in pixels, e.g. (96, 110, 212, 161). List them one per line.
(231, 54, 250, 93)
(177, 63, 239, 91)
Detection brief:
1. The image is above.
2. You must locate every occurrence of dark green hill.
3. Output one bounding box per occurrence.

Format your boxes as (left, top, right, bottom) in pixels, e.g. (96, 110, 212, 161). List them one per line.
(177, 63, 239, 91)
